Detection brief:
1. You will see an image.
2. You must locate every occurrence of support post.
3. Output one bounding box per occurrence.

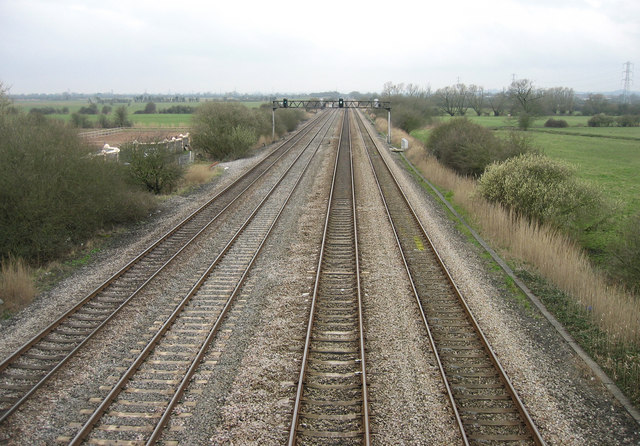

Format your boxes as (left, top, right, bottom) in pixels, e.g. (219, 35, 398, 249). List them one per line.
(272, 108, 276, 142)
(387, 110, 391, 144)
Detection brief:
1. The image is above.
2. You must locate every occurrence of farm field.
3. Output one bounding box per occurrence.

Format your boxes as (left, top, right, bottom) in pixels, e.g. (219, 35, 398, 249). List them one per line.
(411, 116, 640, 219)
(516, 131, 640, 218)
(12, 99, 269, 127)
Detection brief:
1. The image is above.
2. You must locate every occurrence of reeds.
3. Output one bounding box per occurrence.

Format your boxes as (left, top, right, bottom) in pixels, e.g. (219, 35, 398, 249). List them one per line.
(0, 256, 36, 313)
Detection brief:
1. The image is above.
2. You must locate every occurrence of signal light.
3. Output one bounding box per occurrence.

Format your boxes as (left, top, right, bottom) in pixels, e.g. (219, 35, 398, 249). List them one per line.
(338, 98, 344, 108)
(283, 98, 288, 108)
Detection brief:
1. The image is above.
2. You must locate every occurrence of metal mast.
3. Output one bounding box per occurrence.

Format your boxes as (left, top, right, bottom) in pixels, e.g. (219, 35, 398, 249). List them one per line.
(622, 61, 633, 104)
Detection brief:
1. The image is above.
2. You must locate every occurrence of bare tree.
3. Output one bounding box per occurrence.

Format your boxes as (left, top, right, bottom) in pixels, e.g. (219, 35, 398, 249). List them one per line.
(434, 83, 469, 116)
(488, 89, 508, 116)
(453, 83, 470, 116)
(544, 87, 575, 114)
(468, 84, 485, 116)
(435, 86, 458, 116)
(508, 79, 543, 114)
(0, 82, 11, 115)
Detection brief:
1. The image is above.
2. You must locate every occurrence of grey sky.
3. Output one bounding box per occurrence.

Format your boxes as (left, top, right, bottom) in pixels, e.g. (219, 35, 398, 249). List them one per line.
(1, 0, 638, 94)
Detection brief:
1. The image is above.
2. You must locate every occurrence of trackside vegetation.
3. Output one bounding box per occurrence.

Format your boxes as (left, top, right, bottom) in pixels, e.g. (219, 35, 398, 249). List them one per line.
(0, 111, 155, 265)
(191, 102, 305, 160)
(427, 118, 534, 177)
(377, 105, 640, 406)
(1, 88, 306, 315)
(0, 85, 159, 313)
(477, 153, 613, 249)
(121, 143, 185, 195)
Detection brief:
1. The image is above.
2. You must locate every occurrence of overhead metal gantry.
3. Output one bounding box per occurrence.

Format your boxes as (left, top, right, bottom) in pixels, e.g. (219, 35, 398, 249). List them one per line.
(271, 99, 393, 143)
(272, 99, 391, 110)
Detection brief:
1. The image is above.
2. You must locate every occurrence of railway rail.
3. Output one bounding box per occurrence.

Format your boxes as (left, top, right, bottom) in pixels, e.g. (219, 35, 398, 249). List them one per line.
(62, 110, 340, 445)
(289, 110, 370, 445)
(354, 110, 545, 445)
(0, 111, 331, 425)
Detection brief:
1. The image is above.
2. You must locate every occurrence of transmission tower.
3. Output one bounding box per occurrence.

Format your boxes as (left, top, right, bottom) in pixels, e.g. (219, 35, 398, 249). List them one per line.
(622, 61, 633, 104)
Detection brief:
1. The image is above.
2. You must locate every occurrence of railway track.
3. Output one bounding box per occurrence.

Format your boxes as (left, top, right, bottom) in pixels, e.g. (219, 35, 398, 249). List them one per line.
(289, 110, 370, 445)
(354, 110, 545, 446)
(62, 110, 341, 445)
(0, 111, 331, 425)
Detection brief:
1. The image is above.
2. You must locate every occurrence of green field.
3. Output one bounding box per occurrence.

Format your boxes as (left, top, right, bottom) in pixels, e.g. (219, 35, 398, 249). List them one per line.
(524, 132, 640, 218)
(129, 113, 192, 127)
(412, 116, 640, 219)
(12, 99, 268, 127)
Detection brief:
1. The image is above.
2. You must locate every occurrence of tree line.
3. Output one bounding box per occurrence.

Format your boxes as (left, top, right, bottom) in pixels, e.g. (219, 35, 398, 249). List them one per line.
(370, 80, 640, 133)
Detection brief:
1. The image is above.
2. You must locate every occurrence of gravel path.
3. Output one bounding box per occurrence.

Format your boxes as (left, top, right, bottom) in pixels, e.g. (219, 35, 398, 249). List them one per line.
(1, 114, 639, 445)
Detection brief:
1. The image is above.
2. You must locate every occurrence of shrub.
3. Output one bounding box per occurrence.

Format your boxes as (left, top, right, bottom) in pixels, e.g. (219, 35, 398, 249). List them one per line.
(144, 102, 156, 114)
(427, 118, 533, 177)
(97, 113, 111, 128)
(71, 112, 93, 128)
(0, 112, 155, 263)
(275, 109, 306, 134)
(477, 153, 612, 242)
(393, 105, 428, 133)
(112, 106, 132, 127)
(191, 102, 259, 160)
(588, 113, 615, 127)
(616, 115, 640, 127)
(78, 103, 98, 114)
(544, 118, 569, 128)
(123, 143, 184, 194)
(517, 112, 535, 130)
(376, 95, 434, 133)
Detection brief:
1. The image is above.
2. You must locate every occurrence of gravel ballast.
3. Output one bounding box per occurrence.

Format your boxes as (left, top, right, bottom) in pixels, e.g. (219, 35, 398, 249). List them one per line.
(1, 113, 639, 445)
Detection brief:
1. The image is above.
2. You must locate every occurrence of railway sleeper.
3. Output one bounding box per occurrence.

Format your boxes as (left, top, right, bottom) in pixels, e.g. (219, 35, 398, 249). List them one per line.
(22, 351, 67, 361)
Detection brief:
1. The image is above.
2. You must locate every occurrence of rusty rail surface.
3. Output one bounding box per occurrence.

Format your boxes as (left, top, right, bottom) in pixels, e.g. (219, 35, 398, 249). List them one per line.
(289, 109, 370, 445)
(354, 110, 545, 446)
(65, 110, 339, 445)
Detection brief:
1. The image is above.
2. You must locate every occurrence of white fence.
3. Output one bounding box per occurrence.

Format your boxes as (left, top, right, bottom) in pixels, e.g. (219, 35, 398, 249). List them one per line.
(78, 127, 126, 138)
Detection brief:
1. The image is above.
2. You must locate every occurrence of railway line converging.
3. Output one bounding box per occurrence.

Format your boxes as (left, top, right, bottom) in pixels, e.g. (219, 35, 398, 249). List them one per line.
(5, 107, 635, 444)
(289, 110, 370, 445)
(0, 109, 333, 425)
(354, 110, 545, 445)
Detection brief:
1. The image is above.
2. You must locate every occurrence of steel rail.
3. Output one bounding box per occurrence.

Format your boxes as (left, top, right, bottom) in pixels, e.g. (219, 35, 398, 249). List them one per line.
(288, 109, 370, 445)
(351, 110, 371, 446)
(68, 110, 338, 446)
(144, 109, 340, 446)
(0, 111, 329, 425)
(354, 110, 545, 446)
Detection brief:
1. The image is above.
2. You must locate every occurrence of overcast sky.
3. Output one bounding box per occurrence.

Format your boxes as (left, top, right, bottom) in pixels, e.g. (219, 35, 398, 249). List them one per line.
(1, 0, 638, 95)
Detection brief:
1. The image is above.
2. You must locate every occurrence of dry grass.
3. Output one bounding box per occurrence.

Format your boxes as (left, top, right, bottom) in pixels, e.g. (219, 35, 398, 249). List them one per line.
(386, 116, 640, 346)
(0, 256, 37, 313)
(181, 163, 221, 188)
